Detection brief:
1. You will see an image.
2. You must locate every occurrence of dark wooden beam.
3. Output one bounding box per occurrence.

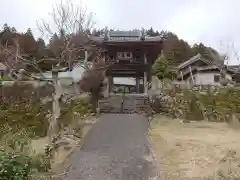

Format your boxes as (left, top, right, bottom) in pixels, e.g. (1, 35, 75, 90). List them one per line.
(106, 70, 144, 76)
(107, 74, 143, 77)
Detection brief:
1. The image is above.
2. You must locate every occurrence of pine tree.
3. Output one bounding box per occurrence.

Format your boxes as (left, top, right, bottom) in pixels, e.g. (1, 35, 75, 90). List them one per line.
(152, 53, 176, 80)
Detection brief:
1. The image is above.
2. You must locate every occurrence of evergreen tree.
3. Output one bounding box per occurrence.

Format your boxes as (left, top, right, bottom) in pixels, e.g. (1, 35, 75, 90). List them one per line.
(20, 28, 37, 55)
(152, 53, 176, 80)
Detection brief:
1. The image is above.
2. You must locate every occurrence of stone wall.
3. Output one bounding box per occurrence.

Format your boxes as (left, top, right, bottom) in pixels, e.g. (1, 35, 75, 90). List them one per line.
(1, 80, 80, 95)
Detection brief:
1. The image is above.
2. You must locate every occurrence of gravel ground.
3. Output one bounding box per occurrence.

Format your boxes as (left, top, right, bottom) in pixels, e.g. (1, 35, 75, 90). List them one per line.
(62, 114, 158, 180)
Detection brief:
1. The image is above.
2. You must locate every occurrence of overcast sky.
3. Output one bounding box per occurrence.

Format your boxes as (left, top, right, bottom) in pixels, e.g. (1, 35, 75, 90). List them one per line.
(1, 0, 240, 64)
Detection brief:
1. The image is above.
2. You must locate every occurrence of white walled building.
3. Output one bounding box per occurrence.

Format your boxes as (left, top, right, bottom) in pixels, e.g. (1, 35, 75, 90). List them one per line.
(176, 54, 234, 86)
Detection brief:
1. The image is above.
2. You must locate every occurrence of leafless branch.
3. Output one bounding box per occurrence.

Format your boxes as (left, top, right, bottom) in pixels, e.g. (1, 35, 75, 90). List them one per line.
(36, 0, 96, 75)
(37, 0, 94, 39)
(220, 40, 240, 65)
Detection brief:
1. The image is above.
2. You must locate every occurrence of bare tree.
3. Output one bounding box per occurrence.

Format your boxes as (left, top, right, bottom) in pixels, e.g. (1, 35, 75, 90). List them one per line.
(0, 0, 96, 142)
(37, 0, 94, 39)
(36, 0, 96, 140)
(218, 40, 240, 86)
(219, 40, 240, 65)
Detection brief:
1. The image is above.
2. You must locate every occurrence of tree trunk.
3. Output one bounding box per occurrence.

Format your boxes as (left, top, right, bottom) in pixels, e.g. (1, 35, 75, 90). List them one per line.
(90, 92, 98, 113)
(47, 72, 62, 142)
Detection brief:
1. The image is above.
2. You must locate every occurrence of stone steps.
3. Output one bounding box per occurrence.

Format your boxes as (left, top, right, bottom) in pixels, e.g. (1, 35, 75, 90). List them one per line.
(99, 94, 152, 114)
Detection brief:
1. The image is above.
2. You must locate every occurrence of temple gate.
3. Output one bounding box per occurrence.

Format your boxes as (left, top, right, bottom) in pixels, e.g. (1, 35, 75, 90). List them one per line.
(91, 30, 163, 113)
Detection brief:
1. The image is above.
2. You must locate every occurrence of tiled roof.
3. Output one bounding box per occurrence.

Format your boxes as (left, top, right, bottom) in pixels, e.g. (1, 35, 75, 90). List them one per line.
(177, 64, 235, 80)
(109, 30, 141, 37)
(178, 53, 212, 69)
(89, 34, 162, 43)
(197, 65, 220, 71)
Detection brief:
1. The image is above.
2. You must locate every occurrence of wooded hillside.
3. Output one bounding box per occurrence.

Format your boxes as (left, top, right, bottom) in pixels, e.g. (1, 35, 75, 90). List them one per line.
(0, 24, 223, 67)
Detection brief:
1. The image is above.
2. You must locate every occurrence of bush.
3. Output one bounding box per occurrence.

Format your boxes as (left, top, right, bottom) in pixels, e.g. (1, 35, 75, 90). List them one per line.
(0, 129, 31, 180)
(0, 83, 92, 179)
(182, 89, 204, 120)
(0, 129, 51, 179)
(151, 87, 240, 122)
(60, 96, 91, 125)
(0, 83, 91, 138)
(0, 83, 51, 138)
(0, 151, 30, 180)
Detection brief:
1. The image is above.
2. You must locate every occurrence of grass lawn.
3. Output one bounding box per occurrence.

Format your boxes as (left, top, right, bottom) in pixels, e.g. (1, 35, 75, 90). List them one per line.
(150, 116, 240, 180)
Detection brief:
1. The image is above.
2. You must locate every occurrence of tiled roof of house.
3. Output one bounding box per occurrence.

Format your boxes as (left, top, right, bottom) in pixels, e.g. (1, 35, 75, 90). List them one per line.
(177, 65, 235, 80)
(178, 53, 212, 69)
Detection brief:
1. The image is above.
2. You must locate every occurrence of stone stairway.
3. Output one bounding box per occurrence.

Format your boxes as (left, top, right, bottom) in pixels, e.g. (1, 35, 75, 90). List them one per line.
(134, 95, 152, 114)
(122, 95, 135, 113)
(98, 94, 152, 114)
(98, 95, 123, 113)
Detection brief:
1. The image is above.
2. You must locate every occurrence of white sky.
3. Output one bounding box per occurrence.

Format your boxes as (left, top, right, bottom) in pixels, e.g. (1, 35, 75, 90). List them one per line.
(1, 0, 240, 65)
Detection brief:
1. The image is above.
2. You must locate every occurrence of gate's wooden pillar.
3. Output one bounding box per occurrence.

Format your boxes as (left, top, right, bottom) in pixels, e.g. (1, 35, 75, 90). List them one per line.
(136, 77, 140, 93)
(103, 77, 109, 98)
(144, 53, 148, 94)
(108, 76, 113, 94)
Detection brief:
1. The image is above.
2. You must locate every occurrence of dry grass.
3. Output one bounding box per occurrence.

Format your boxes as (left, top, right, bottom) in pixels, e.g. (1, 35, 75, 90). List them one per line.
(150, 116, 240, 180)
(31, 137, 49, 154)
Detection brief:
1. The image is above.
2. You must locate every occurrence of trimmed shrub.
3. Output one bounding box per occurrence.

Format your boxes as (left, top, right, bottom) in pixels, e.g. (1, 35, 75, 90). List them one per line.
(60, 96, 91, 124)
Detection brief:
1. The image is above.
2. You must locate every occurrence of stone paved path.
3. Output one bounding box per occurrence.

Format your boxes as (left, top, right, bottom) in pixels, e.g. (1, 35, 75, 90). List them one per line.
(62, 114, 158, 180)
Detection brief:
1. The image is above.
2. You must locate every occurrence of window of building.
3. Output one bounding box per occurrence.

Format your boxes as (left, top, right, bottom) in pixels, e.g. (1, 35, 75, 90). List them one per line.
(214, 75, 220, 82)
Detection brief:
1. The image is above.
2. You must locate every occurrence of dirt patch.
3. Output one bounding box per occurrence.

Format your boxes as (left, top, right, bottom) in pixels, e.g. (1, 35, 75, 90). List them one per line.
(50, 119, 98, 175)
(30, 117, 98, 175)
(31, 137, 48, 154)
(150, 116, 240, 180)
